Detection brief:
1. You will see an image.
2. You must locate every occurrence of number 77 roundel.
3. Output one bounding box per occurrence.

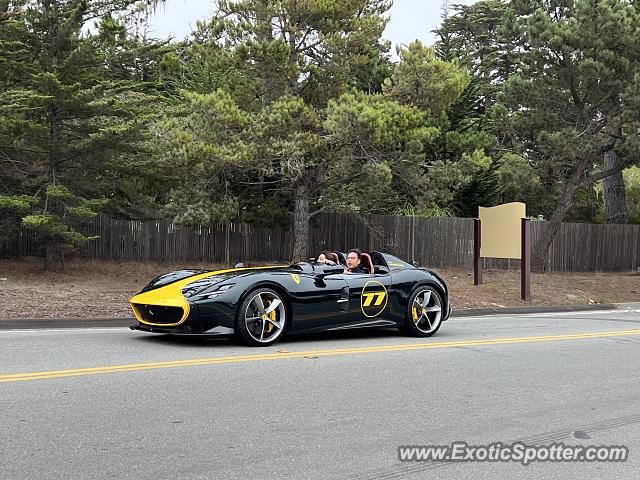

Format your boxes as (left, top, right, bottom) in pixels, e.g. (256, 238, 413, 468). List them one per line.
(360, 280, 388, 317)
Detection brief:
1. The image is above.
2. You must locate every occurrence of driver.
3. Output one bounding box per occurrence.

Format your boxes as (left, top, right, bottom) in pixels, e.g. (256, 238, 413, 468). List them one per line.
(346, 248, 368, 274)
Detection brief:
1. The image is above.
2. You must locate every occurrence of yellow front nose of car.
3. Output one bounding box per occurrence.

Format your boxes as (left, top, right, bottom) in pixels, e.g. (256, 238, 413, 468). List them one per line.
(130, 266, 285, 327)
(130, 281, 195, 327)
(130, 270, 231, 326)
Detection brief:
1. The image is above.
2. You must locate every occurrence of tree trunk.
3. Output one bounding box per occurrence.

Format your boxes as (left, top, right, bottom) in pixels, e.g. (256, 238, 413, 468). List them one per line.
(292, 178, 310, 262)
(44, 241, 62, 272)
(603, 123, 628, 224)
(531, 156, 589, 272)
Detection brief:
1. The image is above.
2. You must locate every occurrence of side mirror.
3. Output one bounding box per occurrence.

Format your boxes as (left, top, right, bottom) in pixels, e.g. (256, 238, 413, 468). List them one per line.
(234, 262, 244, 268)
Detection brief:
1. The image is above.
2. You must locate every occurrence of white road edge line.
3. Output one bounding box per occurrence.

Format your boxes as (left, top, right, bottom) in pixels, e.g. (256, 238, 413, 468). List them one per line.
(0, 327, 131, 333)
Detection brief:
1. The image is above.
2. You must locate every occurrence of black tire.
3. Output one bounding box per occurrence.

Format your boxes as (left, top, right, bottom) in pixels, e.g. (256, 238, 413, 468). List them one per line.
(235, 287, 287, 347)
(401, 285, 444, 337)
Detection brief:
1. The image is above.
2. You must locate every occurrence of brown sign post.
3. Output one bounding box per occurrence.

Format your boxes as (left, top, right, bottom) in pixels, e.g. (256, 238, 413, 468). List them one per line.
(473, 218, 482, 286)
(473, 202, 531, 301)
(521, 218, 531, 301)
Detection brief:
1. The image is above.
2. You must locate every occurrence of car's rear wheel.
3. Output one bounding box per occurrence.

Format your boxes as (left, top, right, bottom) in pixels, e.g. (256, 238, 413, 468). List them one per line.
(235, 288, 287, 346)
(401, 286, 443, 337)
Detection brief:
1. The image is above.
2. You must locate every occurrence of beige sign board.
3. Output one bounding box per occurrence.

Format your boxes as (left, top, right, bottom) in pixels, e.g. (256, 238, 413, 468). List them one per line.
(479, 202, 526, 259)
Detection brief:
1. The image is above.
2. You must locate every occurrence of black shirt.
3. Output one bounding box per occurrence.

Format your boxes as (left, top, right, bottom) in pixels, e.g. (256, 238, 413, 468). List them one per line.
(348, 264, 368, 274)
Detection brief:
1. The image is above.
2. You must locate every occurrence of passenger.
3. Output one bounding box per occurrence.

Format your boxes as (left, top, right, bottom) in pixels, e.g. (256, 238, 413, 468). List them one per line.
(346, 248, 368, 274)
(317, 250, 336, 265)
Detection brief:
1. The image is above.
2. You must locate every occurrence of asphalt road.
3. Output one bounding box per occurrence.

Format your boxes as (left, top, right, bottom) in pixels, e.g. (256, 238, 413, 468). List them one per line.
(2, 308, 640, 479)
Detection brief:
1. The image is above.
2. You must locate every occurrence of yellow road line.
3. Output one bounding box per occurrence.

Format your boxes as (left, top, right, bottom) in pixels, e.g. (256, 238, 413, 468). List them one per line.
(2, 328, 640, 384)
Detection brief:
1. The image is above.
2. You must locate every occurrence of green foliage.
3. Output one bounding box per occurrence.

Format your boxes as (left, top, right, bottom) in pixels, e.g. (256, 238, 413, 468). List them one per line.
(162, 188, 241, 225)
(0, 194, 38, 211)
(208, 0, 392, 108)
(394, 203, 456, 217)
(593, 166, 640, 224)
(435, 1, 514, 92)
(157, 89, 260, 224)
(349, 45, 394, 94)
(318, 159, 395, 214)
(158, 0, 413, 251)
(5, 0, 640, 268)
(66, 206, 98, 219)
(623, 167, 640, 224)
(21, 214, 94, 243)
(19, 184, 107, 242)
(45, 184, 74, 200)
(419, 148, 501, 215)
(453, 152, 503, 217)
(496, 152, 547, 212)
(322, 90, 438, 213)
(384, 41, 471, 116)
(500, 0, 640, 189)
(243, 195, 292, 228)
(325, 90, 436, 147)
(0, 0, 171, 267)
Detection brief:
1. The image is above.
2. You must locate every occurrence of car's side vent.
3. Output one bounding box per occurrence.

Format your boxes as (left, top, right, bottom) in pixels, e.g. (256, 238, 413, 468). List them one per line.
(132, 304, 184, 325)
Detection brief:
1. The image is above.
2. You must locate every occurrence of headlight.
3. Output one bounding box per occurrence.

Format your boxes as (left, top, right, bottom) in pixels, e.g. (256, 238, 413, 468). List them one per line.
(191, 283, 235, 300)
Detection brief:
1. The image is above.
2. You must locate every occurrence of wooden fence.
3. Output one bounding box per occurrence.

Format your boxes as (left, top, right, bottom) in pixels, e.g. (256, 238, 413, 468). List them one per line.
(5, 213, 640, 272)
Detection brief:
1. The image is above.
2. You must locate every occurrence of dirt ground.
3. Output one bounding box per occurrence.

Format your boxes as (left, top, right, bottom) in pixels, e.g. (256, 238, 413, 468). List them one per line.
(0, 258, 638, 319)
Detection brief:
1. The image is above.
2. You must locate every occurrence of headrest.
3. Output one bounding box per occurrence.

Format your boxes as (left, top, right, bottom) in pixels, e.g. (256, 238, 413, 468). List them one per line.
(360, 253, 374, 274)
(329, 252, 339, 264)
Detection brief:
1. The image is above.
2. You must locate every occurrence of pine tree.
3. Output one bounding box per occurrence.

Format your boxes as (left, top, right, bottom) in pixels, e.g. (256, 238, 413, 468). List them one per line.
(161, 0, 394, 261)
(0, 0, 169, 268)
(501, 0, 640, 270)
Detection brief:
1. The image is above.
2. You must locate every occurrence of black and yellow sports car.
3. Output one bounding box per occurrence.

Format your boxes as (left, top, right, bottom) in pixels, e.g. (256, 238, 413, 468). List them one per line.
(130, 252, 451, 346)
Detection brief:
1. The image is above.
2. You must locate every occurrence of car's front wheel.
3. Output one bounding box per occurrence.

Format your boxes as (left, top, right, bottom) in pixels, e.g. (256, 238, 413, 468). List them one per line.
(235, 288, 287, 346)
(401, 286, 444, 337)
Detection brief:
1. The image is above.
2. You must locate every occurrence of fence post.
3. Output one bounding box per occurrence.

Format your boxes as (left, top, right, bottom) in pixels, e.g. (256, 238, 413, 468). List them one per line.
(411, 215, 416, 264)
(225, 222, 230, 265)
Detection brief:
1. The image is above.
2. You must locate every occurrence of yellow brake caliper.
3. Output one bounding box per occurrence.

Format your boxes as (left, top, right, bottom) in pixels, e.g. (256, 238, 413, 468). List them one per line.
(412, 306, 418, 323)
(266, 300, 276, 332)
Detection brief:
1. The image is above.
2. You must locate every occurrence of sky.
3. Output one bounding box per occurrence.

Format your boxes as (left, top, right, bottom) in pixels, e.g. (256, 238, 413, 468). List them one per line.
(147, 0, 475, 49)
